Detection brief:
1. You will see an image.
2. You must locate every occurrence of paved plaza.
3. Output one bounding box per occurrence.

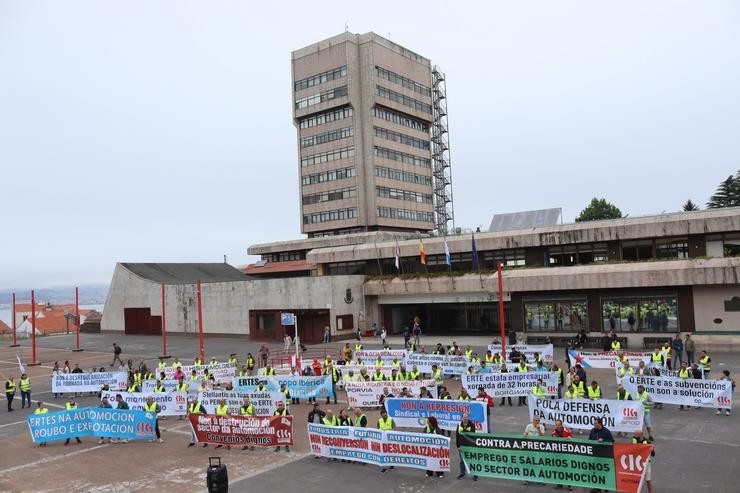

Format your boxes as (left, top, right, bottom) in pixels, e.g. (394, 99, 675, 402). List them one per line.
(0, 332, 737, 492)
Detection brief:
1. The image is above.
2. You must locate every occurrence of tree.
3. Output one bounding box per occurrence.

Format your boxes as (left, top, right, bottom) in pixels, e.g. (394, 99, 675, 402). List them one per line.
(707, 172, 740, 209)
(682, 199, 699, 211)
(575, 198, 623, 222)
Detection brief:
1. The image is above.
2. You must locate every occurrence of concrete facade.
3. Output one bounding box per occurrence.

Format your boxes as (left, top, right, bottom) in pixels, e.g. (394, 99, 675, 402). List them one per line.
(101, 264, 366, 342)
(293, 32, 435, 236)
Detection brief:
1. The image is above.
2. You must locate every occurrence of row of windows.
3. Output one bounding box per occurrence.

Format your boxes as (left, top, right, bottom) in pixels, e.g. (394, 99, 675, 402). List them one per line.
(374, 146, 430, 168)
(377, 206, 433, 223)
(299, 107, 353, 129)
(301, 127, 353, 148)
(375, 66, 431, 97)
(301, 146, 354, 167)
(303, 208, 357, 225)
(302, 167, 356, 186)
(373, 106, 429, 133)
(376, 86, 432, 114)
(377, 186, 433, 204)
(302, 187, 357, 205)
(309, 228, 363, 238)
(295, 86, 348, 110)
(375, 166, 432, 186)
(374, 126, 429, 150)
(294, 66, 347, 92)
(261, 251, 306, 262)
(327, 261, 366, 276)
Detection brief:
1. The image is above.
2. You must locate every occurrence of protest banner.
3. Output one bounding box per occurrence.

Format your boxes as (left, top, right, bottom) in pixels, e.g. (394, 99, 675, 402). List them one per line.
(142, 379, 199, 398)
(52, 372, 128, 393)
(341, 365, 398, 379)
(345, 379, 438, 407)
(462, 372, 558, 397)
(266, 375, 333, 399)
(231, 376, 262, 391)
(189, 414, 293, 447)
(459, 433, 652, 493)
(527, 396, 644, 433)
(622, 374, 733, 409)
(488, 344, 554, 364)
(27, 408, 157, 443)
(354, 349, 407, 365)
(385, 398, 488, 432)
(100, 391, 187, 416)
(568, 349, 651, 369)
(161, 362, 235, 384)
(198, 390, 285, 415)
(404, 352, 476, 375)
(307, 424, 450, 471)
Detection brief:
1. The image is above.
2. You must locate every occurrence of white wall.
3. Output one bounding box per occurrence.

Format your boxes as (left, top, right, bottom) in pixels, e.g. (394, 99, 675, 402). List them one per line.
(693, 285, 740, 332)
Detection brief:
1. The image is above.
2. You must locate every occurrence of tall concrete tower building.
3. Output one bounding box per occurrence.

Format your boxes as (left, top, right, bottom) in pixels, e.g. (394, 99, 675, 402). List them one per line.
(292, 32, 453, 237)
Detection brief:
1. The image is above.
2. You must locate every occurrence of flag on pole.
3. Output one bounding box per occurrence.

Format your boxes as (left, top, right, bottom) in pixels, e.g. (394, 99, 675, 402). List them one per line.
(443, 236, 452, 267)
(394, 242, 401, 270)
(419, 239, 427, 265)
(17, 354, 25, 374)
(471, 233, 479, 269)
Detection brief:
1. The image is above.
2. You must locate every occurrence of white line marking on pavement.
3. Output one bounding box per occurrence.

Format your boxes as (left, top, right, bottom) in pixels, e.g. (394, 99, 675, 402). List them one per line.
(227, 452, 310, 484)
(0, 444, 109, 475)
(0, 419, 28, 429)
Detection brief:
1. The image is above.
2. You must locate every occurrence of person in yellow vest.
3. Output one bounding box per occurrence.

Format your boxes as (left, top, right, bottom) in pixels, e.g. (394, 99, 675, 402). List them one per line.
(372, 368, 386, 381)
(238, 365, 249, 377)
(432, 364, 443, 391)
(127, 380, 139, 393)
(389, 368, 402, 381)
(571, 376, 586, 398)
(154, 380, 166, 393)
(245, 353, 255, 374)
(144, 395, 164, 443)
(355, 342, 363, 351)
(34, 401, 50, 446)
(157, 358, 167, 370)
(587, 381, 601, 400)
(532, 378, 546, 397)
(5, 375, 15, 412)
(322, 408, 338, 426)
(409, 365, 421, 381)
(19, 373, 32, 409)
(465, 346, 474, 360)
(64, 397, 82, 445)
(618, 361, 635, 379)
(239, 396, 256, 450)
(516, 361, 530, 406)
(636, 385, 654, 440)
(263, 364, 276, 376)
(616, 384, 631, 401)
(132, 370, 142, 387)
(651, 348, 664, 368)
(256, 380, 268, 392)
(279, 383, 293, 405)
(439, 386, 452, 400)
(213, 398, 231, 449)
(189, 369, 200, 384)
(677, 362, 691, 410)
(172, 358, 183, 369)
(391, 358, 401, 367)
(187, 396, 208, 448)
(466, 366, 477, 376)
(611, 339, 622, 351)
(455, 412, 478, 481)
(228, 354, 238, 366)
(565, 384, 577, 399)
(457, 388, 472, 401)
(209, 356, 219, 365)
(325, 363, 340, 405)
(632, 430, 655, 493)
(273, 400, 290, 452)
(484, 350, 495, 364)
(193, 356, 202, 367)
(699, 351, 712, 378)
(378, 408, 395, 473)
(143, 369, 154, 381)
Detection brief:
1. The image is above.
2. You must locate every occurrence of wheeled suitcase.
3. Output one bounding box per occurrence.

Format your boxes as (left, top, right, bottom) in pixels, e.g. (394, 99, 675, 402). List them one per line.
(207, 457, 228, 493)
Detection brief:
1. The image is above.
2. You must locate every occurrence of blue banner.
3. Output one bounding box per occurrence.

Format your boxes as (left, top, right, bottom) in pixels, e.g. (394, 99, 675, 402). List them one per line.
(384, 398, 488, 432)
(27, 408, 157, 443)
(232, 375, 333, 398)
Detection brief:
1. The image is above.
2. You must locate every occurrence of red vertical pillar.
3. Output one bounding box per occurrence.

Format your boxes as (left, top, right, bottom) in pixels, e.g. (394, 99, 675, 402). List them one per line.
(10, 292, 19, 347)
(197, 280, 204, 362)
(75, 287, 80, 350)
(31, 290, 38, 364)
(160, 283, 170, 358)
(498, 262, 506, 360)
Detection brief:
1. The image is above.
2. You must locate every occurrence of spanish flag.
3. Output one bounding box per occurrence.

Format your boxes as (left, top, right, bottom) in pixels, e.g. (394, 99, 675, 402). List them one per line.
(419, 239, 427, 265)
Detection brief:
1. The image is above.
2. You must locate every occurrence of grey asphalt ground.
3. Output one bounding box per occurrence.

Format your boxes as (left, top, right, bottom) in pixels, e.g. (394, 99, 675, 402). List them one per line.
(1, 332, 738, 493)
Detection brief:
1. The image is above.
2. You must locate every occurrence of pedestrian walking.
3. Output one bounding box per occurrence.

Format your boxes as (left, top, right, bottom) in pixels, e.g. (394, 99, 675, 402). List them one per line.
(5, 376, 16, 412)
(111, 343, 123, 367)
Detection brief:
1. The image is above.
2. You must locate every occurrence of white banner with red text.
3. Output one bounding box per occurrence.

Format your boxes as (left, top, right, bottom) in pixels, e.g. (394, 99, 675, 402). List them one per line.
(100, 390, 188, 416)
(488, 344, 554, 364)
(568, 350, 652, 369)
(528, 396, 644, 433)
(621, 374, 732, 409)
(462, 372, 558, 397)
(197, 390, 286, 415)
(345, 379, 438, 407)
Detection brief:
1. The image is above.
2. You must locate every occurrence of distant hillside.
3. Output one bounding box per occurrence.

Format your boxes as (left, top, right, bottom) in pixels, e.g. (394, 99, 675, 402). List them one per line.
(0, 284, 109, 307)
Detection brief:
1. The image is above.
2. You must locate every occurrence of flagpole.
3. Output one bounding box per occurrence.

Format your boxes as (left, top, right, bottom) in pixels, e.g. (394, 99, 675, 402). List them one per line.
(498, 262, 507, 360)
(419, 236, 431, 291)
(472, 232, 484, 288)
(395, 237, 408, 292)
(444, 236, 455, 290)
(374, 232, 385, 292)
(72, 286, 84, 352)
(10, 292, 19, 347)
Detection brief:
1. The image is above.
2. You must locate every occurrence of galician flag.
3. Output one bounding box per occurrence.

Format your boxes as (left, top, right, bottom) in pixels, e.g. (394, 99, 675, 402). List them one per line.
(419, 239, 427, 265)
(443, 236, 451, 266)
(394, 241, 401, 270)
(471, 233, 479, 269)
(17, 354, 25, 374)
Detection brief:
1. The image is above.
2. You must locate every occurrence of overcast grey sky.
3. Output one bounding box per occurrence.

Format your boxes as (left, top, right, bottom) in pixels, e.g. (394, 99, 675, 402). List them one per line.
(1, 0, 739, 289)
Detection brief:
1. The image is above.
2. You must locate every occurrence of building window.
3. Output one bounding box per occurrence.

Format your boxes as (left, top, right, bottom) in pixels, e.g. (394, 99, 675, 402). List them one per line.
(327, 261, 366, 275)
(482, 250, 526, 268)
(376, 86, 432, 114)
(622, 240, 654, 261)
(375, 166, 432, 186)
(655, 238, 689, 259)
(295, 66, 347, 92)
(302, 187, 356, 205)
(374, 146, 430, 168)
(377, 186, 432, 204)
(260, 251, 306, 262)
(375, 66, 432, 97)
(256, 314, 275, 331)
(373, 106, 429, 133)
(336, 314, 354, 330)
(374, 126, 429, 150)
(524, 300, 588, 332)
(301, 127, 353, 148)
(303, 208, 357, 225)
(376, 206, 433, 223)
(602, 295, 679, 333)
(301, 146, 354, 167)
(308, 228, 363, 238)
(295, 85, 348, 110)
(302, 167, 356, 186)
(547, 243, 608, 266)
(299, 107, 353, 129)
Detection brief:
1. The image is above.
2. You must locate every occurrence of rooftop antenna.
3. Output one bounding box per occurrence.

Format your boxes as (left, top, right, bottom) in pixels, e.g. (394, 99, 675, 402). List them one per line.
(345, 21, 348, 32)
